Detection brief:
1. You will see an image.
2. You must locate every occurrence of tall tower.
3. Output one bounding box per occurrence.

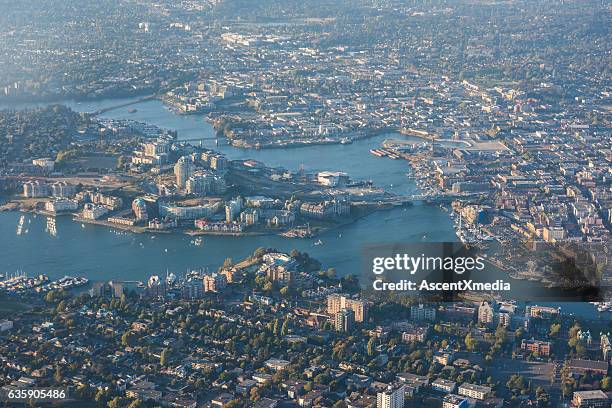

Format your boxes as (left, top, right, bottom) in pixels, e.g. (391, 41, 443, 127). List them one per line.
(174, 156, 193, 189)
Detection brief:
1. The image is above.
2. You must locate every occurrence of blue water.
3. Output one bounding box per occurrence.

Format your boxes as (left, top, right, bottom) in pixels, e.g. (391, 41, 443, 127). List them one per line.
(1, 97, 608, 321)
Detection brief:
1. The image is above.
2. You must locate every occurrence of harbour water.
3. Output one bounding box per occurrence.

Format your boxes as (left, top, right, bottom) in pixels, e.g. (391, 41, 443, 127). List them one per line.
(1, 97, 457, 277)
(1, 98, 609, 320)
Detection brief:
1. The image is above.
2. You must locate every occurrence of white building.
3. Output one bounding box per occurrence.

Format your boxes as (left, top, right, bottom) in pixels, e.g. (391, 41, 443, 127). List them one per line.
(51, 181, 77, 198)
(32, 158, 55, 171)
(225, 198, 242, 222)
(45, 198, 78, 213)
(23, 180, 49, 198)
(432, 379, 457, 394)
(377, 384, 405, 408)
(458, 383, 491, 400)
(82, 203, 109, 220)
(317, 171, 349, 187)
(174, 156, 194, 189)
(159, 201, 221, 220)
(410, 304, 436, 321)
(442, 394, 468, 408)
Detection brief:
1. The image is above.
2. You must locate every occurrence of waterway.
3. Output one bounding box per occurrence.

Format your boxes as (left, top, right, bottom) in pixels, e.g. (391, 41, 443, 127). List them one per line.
(1, 98, 456, 276)
(1, 97, 609, 320)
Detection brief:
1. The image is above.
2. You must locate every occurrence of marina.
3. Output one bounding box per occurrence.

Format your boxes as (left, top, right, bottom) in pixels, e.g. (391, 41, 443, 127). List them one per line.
(0, 272, 88, 294)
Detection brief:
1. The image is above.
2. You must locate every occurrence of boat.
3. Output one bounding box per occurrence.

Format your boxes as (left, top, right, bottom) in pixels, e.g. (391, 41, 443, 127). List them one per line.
(314, 239, 323, 246)
(340, 137, 352, 145)
(128, 108, 137, 113)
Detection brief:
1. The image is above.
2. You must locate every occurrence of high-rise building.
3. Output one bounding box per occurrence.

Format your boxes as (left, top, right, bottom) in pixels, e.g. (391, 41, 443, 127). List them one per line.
(377, 384, 405, 408)
(410, 304, 436, 321)
(334, 308, 355, 332)
(186, 172, 227, 196)
(225, 198, 242, 222)
(478, 301, 497, 325)
(132, 198, 148, 221)
(204, 273, 227, 292)
(327, 294, 369, 322)
(174, 156, 193, 189)
(23, 180, 49, 198)
(51, 181, 77, 198)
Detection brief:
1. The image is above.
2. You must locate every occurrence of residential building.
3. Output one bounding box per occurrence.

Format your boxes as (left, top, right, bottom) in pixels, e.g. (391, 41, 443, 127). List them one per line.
(478, 301, 497, 325)
(376, 383, 405, 408)
(458, 383, 491, 400)
(327, 294, 369, 322)
(82, 203, 109, 220)
(51, 181, 76, 198)
(432, 379, 457, 394)
(521, 339, 551, 356)
(571, 390, 608, 408)
(410, 304, 436, 321)
(401, 325, 429, 343)
(174, 156, 193, 189)
(203, 273, 227, 292)
(45, 198, 78, 213)
(442, 394, 468, 408)
(23, 180, 48, 198)
(132, 198, 148, 221)
(225, 198, 242, 222)
(334, 308, 355, 333)
(159, 201, 221, 220)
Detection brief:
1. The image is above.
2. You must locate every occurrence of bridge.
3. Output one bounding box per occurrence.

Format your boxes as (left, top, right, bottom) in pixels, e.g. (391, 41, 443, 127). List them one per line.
(180, 136, 220, 142)
(382, 192, 483, 206)
(91, 95, 157, 116)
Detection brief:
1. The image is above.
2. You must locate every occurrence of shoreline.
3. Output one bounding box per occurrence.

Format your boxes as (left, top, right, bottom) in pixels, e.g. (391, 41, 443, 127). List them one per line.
(2, 202, 390, 239)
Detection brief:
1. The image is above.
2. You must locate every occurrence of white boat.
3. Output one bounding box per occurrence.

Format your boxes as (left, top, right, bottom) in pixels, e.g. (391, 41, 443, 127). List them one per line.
(314, 239, 323, 246)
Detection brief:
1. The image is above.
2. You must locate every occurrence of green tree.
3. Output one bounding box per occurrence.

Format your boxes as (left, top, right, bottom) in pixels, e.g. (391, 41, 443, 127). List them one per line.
(601, 376, 611, 391)
(549, 323, 561, 337)
(367, 337, 375, 356)
(54, 366, 63, 384)
(464, 333, 477, 352)
(281, 318, 289, 336)
(107, 397, 121, 408)
(160, 348, 172, 367)
(127, 400, 143, 408)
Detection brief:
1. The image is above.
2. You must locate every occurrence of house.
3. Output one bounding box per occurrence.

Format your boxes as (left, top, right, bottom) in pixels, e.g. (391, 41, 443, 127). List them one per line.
(264, 358, 291, 371)
(236, 379, 257, 395)
(211, 392, 235, 407)
(298, 390, 324, 407)
(253, 398, 279, 408)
